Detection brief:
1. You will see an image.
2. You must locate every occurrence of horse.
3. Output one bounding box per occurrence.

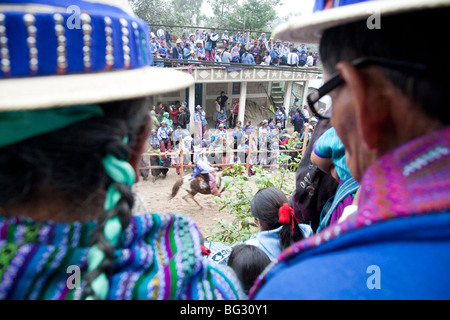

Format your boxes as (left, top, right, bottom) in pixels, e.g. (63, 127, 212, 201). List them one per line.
(169, 171, 225, 208)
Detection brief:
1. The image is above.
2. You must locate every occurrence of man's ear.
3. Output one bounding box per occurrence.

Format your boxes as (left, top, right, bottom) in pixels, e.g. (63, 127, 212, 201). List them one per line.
(129, 114, 152, 181)
(335, 62, 389, 150)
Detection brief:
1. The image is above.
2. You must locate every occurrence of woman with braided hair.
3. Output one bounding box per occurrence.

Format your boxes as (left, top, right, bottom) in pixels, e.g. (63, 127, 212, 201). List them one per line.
(246, 187, 313, 262)
(0, 0, 244, 300)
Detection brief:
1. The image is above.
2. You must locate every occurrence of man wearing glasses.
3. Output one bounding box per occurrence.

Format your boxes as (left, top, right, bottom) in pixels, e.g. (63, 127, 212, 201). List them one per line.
(250, 0, 450, 300)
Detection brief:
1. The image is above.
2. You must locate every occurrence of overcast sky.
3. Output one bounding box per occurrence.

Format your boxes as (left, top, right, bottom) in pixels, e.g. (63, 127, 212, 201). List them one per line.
(201, 0, 315, 19)
(276, 0, 315, 18)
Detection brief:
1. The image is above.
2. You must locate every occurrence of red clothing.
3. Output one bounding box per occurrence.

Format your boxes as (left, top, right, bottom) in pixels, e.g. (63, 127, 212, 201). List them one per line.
(231, 102, 239, 115)
(280, 136, 290, 146)
(170, 109, 180, 124)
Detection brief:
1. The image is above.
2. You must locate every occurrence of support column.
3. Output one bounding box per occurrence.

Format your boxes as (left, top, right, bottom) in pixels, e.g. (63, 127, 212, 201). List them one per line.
(301, 80, 309, 109)
(238, 81, 247, 125)
(188, 84, 195, 135)
(283, 81, 293, 120)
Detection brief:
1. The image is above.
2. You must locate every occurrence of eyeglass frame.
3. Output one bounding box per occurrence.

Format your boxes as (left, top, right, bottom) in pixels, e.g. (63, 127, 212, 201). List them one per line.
(307, 56, 427, 119)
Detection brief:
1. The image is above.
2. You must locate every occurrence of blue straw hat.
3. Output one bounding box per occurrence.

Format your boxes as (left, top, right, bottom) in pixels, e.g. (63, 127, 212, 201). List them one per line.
(273, 0, 450, 43)
(0, 0, 194, 110)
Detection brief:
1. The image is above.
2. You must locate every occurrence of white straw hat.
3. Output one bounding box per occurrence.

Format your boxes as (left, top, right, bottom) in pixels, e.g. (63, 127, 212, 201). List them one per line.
(0, 0, 194, 111)
(272, 0, 450, 43)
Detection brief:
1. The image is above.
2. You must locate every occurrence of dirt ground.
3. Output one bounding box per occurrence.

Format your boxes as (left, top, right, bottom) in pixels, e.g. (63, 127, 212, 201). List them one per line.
(134, 167, 233, 238)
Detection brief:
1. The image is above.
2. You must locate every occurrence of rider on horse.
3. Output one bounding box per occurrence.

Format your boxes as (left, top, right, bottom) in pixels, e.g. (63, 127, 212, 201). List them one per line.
(191, 146, 221, 197)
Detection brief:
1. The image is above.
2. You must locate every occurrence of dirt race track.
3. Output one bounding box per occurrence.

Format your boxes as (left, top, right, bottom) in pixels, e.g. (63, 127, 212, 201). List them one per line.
(133, 167, 233, 238)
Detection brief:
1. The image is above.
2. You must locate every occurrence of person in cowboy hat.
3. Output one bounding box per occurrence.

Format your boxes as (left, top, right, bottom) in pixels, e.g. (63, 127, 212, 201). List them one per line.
(250, 0, 450, 300)
(193, 146, 221, 197)
(0, 0, 244, 300)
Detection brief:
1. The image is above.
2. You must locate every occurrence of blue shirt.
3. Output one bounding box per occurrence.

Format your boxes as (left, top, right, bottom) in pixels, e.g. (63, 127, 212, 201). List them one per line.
(157, 125, 173, 140)
(241, 52, 255, 64)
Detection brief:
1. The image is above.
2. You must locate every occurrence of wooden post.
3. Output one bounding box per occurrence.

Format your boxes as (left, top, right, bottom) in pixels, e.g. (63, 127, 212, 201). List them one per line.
(246, 133, 252, 172)
(179, 135, 184, 178)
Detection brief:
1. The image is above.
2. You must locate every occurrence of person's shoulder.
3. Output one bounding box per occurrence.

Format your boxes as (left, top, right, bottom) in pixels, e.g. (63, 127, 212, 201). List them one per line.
(254, 212, 450, 300)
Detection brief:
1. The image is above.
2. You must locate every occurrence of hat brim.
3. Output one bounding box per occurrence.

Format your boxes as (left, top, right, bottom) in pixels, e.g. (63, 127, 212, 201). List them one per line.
(272, 0, 450, 43)
(0, 67, 194, 111)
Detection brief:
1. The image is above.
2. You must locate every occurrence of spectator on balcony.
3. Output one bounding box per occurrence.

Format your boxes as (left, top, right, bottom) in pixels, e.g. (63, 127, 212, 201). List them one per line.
(298, 50, 307, 67)
(156, 27, 165, 42)
(258, 32, 267, 44)
(188, 50, 198, 61)
(155, 45, 167, 67)
(261, 51, 271, 65)
(181, 27, 189, 46)
(251, 43, 259, 64)
(231, 42, 240, 62)
(186, 33, 196, 48)
(165, 29, 172, 47)
(222, 30, 230, 47)
(214, 49, 222, 63)
(305, 52, 314, 67)
(241, 50, 256, 65)
(287, 48, 299, 67)
(270, 44, 280, 66)
(221, 47, 232, 63)
(150, 35, 158, 55)
(194, 40, 206, 60)
(183, 42, 192, 60)
(258, 43, 267, 64)
(172, 39, 183, 60)
(205, 26, 219, 62)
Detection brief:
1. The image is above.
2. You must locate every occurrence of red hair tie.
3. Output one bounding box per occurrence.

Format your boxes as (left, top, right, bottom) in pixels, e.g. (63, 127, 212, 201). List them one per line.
(201, 244, 211, 256)
(278, 203, 298, 230)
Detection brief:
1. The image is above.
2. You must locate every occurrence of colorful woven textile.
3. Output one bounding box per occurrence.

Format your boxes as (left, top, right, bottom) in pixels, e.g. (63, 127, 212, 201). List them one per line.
(0, 212, 245, 300)
(249, 126, 450, 298)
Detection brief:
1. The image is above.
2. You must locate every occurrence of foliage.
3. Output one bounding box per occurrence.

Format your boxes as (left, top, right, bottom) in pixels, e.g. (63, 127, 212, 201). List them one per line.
(129, 0, 208, 38)
(130, 0, 282, 39)
(226, 0, 281, 37)
(206, 145, 302, 244)
(207, 164, 257, 245)
(206, 0, 239, 29)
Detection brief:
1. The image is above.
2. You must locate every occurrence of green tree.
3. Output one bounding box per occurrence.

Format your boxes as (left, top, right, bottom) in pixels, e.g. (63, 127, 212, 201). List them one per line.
(228, 0, 281, 35)
(206, 0, 239, 29)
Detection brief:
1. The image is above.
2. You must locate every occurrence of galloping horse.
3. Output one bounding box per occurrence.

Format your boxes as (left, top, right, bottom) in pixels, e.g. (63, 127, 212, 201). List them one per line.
(169, 172, 224, 208)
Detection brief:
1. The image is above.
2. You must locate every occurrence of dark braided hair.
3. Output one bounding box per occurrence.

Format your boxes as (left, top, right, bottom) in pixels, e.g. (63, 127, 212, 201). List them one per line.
(251, 187, 304, 251)
(0, 98, 150, 299)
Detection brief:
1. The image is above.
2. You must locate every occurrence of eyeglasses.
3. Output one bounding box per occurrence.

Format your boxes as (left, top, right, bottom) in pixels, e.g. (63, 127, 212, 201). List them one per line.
(307, 56, 426, 119)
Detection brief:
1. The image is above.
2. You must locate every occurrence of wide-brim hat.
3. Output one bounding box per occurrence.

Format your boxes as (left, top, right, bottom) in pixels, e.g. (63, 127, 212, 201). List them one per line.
(272, 0, 450, 43)
(0, 0, 194, 111)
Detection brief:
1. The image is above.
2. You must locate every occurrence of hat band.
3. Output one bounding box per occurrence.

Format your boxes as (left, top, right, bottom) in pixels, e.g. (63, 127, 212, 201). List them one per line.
(0, 104, 104, 148)
(0, 0, 153, 78)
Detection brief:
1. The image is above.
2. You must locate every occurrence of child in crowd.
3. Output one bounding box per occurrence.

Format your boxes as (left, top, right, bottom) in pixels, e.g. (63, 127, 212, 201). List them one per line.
(246, 187, 313, 261)
(227, 244, 271, 295)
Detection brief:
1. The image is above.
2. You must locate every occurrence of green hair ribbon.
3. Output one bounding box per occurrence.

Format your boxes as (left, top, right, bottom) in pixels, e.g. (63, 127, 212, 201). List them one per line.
(85, 137, 136, 300)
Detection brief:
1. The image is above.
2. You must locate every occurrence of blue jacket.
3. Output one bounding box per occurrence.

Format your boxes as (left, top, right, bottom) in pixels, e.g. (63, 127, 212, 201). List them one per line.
(253, 212, 450, 299)
(245, 224, 313, 261)
(241, 52, 255, 65)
